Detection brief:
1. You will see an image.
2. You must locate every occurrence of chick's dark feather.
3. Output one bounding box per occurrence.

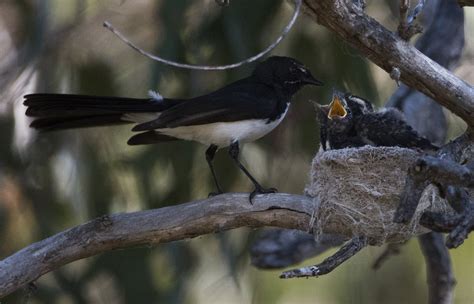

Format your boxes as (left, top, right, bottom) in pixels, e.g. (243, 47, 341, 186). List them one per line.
(318, 92, 438, 151)
(354, 108, 438, 150)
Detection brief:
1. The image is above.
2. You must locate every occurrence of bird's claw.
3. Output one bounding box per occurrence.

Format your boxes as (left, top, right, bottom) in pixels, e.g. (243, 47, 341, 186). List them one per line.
(249, 187, 278, 204)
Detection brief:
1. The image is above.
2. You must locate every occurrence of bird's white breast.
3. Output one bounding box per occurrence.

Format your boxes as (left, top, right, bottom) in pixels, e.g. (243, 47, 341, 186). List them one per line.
(157, 103, 289, 147)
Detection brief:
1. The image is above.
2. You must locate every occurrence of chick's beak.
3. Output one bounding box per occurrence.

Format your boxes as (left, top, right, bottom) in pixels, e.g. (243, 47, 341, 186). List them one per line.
(328, 95, 347, 119)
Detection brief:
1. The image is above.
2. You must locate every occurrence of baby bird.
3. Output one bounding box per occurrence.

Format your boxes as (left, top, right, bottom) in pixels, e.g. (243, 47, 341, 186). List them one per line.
(315, 90, 437, 151)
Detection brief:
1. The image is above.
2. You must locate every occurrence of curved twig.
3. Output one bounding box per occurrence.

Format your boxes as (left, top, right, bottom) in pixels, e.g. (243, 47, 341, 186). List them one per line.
(0, 193, 316, 298)
(103, 0, 302, 70)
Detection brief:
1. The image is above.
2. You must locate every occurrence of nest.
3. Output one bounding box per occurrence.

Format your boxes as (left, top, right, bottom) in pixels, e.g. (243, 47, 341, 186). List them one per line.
(305, 146, 451, 245)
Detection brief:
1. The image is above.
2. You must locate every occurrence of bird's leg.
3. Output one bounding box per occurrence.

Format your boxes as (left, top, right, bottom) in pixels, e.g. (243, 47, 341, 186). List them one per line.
(206, 144, 223, 197)
(228, 141, 277, 203)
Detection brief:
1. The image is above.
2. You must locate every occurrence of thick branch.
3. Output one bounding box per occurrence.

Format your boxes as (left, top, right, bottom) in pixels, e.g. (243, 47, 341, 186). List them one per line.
(414, 157, 474, 188)
(303, 0, 474, 127)
(0, 193, 316, 298)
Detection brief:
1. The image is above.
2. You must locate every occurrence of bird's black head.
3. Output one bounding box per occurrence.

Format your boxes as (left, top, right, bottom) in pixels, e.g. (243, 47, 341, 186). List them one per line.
(252, 56, 323, 97)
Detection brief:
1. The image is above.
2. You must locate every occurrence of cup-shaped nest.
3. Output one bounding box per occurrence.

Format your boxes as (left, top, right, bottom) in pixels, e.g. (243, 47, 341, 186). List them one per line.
(306, 146, 451, 245)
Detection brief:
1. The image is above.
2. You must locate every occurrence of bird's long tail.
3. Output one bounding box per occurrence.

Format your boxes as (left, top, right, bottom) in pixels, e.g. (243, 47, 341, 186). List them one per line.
(24, 93, 178, 132)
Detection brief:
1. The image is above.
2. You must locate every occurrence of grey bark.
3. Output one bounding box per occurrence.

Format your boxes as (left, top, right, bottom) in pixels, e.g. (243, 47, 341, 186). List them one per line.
(388, 0, 465, 145)
(303, 0, 474, 128)
(0, 193, 316, 298)
(419, 233, 456, 304)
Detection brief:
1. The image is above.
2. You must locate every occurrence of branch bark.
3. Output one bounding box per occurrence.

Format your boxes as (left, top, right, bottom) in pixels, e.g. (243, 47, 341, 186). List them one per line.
(419, 233, 456, 304)
(303, 0, 474, 128)
(0, 193, 316, 298)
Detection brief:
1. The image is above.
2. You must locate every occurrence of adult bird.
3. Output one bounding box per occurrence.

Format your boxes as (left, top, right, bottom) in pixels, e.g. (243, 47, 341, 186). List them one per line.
(315, 90, 437, 151)
(24, 56, 323, 202)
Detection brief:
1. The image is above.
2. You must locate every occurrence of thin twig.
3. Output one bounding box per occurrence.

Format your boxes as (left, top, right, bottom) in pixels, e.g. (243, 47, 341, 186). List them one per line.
(398, 0, 424, 40)
(280, 236, 367, 278)
(399, 0, 410, 33)
(103, 0, 302, 70)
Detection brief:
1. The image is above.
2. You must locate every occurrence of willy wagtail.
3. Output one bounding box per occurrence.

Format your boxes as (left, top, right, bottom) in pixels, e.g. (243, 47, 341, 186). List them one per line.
(315, 90, 437, 151)
(25, 56, 323, 202)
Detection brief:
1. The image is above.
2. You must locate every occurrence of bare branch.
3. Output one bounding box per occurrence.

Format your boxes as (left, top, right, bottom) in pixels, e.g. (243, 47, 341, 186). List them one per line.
(399, 0, 410, 26)
(418, 233, 456, 304)
(303, 0, 474, 128)
(388, 0, 464, 146)
(395, 155, 474, 224)
(0, 193, 315, 298)
(103, 0, 302, 70)
(421, 187, 474, 249)
(397, 0, 423, 41)
(412, 157, 474, 188)
(280, 236, 367, 278)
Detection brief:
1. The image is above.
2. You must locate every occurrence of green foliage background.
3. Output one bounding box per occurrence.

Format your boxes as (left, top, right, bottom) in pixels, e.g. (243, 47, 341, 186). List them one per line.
(0, 1, 472, 303)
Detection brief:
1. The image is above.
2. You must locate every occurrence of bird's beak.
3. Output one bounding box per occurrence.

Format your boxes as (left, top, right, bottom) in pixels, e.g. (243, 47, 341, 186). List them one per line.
(328, 95, 347, 119)
(303, 72, 324, 86)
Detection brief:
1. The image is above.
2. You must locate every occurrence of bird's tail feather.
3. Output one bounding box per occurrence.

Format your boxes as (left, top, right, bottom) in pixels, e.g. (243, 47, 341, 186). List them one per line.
(24, 93, 177, 131)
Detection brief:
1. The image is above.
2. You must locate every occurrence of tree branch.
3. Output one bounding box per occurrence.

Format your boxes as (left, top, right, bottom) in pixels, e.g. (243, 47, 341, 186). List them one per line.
(303, 0, 474, 128)
(280, 236, 368, 278)
(418, 233, 456, 304)
(0, 193, 316, 298)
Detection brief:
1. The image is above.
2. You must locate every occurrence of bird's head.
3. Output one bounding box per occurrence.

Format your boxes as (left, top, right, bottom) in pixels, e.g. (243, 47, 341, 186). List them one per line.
(327, 91, 348, 120)
(253, 56, 323, 96)
(321, 90, 355, 134)
(326, 90, 373, 121)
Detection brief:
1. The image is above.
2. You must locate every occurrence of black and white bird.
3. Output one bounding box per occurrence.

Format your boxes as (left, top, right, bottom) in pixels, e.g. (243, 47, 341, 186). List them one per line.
(315, 90, 438, 151)
(24, 56, 323, 202)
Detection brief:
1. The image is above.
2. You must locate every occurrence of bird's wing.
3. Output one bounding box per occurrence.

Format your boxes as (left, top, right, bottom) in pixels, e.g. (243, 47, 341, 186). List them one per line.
(133, 79, 280, 131)
(355, 108, 438, 150)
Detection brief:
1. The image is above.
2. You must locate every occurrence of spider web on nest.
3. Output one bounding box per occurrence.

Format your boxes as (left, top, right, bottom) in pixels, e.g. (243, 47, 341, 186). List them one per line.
(305, 146, 452, 245)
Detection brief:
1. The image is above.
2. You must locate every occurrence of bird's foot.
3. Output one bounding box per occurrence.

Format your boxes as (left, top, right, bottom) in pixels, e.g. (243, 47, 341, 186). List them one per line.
(249, 186, 278, 204)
